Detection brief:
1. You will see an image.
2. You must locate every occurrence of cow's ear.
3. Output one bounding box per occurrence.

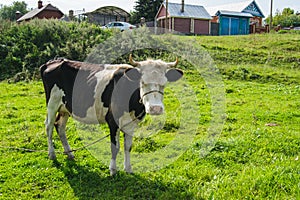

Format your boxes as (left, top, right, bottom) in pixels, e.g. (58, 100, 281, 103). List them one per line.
(166, 69, 183, 82)
(124, 68, 141, 81)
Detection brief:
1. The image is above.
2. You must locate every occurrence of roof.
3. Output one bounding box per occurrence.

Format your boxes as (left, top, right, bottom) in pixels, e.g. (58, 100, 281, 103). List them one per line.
(206, 0, 264, 18)
(84, 6, 130, 17)
(17, 4, 63, 22)
(216, 10, 253, 18)
(161, 2, 212, 20)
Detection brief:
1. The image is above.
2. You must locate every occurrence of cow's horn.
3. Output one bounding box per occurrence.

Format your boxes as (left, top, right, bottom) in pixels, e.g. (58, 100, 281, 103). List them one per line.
(129, 54, 139, 67)
(167, 57, 179, 67)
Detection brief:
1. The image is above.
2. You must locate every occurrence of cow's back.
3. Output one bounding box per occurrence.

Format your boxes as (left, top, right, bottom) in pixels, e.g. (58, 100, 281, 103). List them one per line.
(40, 58, 134, 124)
(40, 59, 103, 113)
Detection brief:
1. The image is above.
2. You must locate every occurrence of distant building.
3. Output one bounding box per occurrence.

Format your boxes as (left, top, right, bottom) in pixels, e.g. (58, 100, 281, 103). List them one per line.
(207, 0, 265, 26)
(156, 1, 212, 35)
(84, 6, 130, 26)
(61, 9, 86, 22)
(207, 0, 265, 35)
(206, 0, 265, 35)
(17, 0, 63, 22)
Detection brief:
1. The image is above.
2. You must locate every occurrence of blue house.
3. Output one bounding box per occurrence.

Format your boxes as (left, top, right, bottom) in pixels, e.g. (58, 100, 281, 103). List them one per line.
(207, 0, 265, 35)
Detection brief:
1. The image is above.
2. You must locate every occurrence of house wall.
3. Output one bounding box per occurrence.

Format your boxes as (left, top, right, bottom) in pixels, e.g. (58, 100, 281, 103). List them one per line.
(36, 10, 63, 20)
(157, 6, 167, 19)
(174, 18, 190, 33)
(156, 4, 210, 35)
(194, 19, 210, 35)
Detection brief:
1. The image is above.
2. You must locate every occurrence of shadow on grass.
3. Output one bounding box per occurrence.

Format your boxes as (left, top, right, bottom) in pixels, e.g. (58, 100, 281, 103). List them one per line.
(53, 159, 191, 199)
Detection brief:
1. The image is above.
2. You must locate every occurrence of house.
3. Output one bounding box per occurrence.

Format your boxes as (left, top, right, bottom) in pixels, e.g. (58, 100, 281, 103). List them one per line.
(155, 1, 212, 35)
(207, 0, 265, 35)
(207, 0, 265, 26)
(17, 1, 64, 22)
(84, 6, 130, 26)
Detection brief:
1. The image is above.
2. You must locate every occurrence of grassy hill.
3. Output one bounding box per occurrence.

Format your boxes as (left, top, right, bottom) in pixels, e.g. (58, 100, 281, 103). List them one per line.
(0, 33, 299, 199)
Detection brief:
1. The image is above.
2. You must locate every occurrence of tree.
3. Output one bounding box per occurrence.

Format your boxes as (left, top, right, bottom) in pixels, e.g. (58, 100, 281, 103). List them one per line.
(282, 7, 294, 16)
(0, 1, 28, 21)
(130, 0, 163, 24)
(265, 7, 300, 27)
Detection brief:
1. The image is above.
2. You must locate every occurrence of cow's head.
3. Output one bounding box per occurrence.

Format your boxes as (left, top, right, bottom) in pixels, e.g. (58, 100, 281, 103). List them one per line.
(125, 54, 183, 115)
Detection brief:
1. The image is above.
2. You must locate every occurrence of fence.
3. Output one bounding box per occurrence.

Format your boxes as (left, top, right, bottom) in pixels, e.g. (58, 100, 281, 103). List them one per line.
(250, 24, 270, 34)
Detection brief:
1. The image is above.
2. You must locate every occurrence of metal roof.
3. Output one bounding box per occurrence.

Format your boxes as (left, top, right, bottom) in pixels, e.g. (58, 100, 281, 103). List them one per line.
(164, 2, 212, 20)
(216, 10, 253, 18)
(84, 6, 130, 17)
(17, 4, 63, 22)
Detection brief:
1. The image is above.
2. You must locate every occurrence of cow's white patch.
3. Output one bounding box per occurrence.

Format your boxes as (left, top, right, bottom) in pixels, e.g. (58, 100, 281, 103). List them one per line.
(48, 84, 64, 112)
(119, 111, 138, 135)
(136, 61, 169, 115)
(139, 60, 168, 85)
(72, 106, 99, 124)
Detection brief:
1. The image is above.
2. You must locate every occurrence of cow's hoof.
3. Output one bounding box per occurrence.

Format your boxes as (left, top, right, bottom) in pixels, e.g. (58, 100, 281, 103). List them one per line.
(48, 152, 56, 160)
(110, 168, 117, 176)
(67, 153, 75, 160)
(125, 166, 133, 174)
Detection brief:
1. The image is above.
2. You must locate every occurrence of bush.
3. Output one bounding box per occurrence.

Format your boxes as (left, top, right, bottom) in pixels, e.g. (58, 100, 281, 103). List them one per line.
(0, 19, 112, 80)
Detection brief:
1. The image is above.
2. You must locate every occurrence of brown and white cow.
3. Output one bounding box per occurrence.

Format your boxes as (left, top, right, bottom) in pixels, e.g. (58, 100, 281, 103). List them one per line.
(40, 55, 183, 175)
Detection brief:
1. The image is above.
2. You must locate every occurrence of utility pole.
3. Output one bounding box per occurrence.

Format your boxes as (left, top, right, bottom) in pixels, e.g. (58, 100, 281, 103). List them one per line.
(270, 0, 273, 30)
(165, 0, 168, 32)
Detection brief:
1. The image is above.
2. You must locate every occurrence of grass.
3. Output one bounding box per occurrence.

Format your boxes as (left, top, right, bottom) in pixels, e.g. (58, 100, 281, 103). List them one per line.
(0, 33, 300, 199)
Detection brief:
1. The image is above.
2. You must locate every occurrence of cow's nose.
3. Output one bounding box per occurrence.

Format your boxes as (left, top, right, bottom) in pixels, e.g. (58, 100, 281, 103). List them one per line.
(149, 105, 164, 115)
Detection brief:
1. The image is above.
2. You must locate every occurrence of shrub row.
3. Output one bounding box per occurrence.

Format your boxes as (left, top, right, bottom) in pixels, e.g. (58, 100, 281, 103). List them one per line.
(0, 19, 112, 80)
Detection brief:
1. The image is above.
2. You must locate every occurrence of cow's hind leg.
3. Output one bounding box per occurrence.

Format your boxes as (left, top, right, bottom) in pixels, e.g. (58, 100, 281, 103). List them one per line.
(55, 113, 74, 160)
(45, 113, 56, 160)
(45, 85, 64, 160)
(45, 107, 58, 160)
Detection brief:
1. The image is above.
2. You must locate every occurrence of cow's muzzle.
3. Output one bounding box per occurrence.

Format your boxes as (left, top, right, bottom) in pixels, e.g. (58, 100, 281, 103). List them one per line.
(148, 105, 164, 115)
(142, 90, 164, 115)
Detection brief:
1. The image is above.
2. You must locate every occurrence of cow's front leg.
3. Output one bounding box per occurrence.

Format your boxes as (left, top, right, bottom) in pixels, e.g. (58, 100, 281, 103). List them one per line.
(107, 113, 120, 176)
(124, 133, 133, 173)
(109, 129, 120, 176)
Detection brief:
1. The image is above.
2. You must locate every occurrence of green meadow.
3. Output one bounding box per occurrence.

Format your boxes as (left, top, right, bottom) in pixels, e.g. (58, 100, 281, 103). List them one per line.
(0, 33, 299, 199)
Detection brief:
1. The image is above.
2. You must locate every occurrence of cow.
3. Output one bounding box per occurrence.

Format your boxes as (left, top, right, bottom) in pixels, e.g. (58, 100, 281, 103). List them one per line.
(40, 55, 183, 175)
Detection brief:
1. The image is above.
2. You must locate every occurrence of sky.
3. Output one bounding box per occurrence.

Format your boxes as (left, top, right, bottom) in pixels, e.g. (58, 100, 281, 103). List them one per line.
(1, 0, 300, 18)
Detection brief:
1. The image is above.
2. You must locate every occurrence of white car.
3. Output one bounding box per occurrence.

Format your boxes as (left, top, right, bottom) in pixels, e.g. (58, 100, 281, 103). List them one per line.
(102, 22, 136, 31)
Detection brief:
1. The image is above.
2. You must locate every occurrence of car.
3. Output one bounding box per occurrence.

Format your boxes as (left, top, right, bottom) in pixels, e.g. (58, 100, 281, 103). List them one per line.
(102, 22, 136, 31)
(293, 27, 300, 31)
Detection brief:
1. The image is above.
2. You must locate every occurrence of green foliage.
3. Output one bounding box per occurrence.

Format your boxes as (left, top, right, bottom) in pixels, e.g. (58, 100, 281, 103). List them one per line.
(0, 1, 28, 21)
(265, 7, 300, 27)
(0, 19, 112, 80)
(130, 0, 163, 24)
(0, 18, 13, 33)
